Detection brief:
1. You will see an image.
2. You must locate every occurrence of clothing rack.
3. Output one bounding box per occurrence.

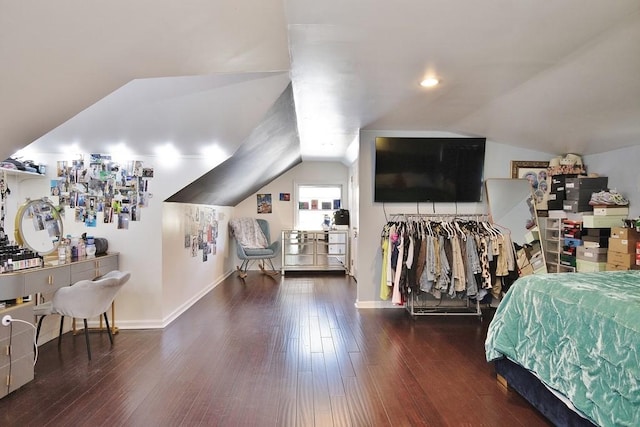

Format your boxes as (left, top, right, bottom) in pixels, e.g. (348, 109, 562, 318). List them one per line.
(381, 212, 498, 320)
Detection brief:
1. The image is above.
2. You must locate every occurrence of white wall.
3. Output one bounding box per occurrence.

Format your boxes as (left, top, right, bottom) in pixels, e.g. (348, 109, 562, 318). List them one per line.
(584, 145, 640, 218)
(10, 152, 215, 330)
(356, 130, 557, 307)
(161, 202, 235, 326)
(233, 161, 349, 270)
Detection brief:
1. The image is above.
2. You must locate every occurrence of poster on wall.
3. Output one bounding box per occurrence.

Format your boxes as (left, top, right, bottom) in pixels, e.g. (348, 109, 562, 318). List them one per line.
(257, 194, 272, 214)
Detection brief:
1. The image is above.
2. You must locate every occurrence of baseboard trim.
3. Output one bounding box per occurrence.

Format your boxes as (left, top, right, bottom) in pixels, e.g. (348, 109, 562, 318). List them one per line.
(354, 300, 404, 309)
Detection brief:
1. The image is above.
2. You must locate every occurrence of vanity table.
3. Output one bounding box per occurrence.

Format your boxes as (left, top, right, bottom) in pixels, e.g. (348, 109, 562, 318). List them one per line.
(0, 253, 119, 398)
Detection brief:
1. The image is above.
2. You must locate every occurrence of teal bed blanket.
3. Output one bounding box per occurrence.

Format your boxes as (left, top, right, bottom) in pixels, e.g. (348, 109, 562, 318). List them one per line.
(486, 271, 640, 427)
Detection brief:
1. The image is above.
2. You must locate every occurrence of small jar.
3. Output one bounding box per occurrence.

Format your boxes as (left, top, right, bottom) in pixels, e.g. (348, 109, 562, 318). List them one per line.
(86, 244, 96, 258)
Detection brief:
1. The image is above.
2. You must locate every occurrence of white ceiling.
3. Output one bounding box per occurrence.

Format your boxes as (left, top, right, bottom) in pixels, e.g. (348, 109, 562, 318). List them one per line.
(2, 0, 639, 164)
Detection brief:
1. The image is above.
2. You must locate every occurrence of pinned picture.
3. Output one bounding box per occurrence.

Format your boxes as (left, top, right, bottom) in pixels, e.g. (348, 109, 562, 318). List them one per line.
(279, 193, 290, 201)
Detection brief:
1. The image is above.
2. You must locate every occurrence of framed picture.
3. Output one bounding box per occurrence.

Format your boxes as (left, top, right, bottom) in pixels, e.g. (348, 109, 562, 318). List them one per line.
(510, 160, 550, 210)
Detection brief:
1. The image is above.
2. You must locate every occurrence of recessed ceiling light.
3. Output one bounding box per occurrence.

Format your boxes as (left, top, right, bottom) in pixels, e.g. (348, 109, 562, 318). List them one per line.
(420, 77, 439, 88)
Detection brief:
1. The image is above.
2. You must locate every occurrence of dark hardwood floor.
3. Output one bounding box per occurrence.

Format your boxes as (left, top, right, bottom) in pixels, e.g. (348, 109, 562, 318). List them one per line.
(0, 272, 551, 426)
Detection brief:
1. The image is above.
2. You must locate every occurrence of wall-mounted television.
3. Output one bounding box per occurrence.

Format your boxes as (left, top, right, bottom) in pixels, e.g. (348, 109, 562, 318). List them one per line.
(374, 137, 486, 203)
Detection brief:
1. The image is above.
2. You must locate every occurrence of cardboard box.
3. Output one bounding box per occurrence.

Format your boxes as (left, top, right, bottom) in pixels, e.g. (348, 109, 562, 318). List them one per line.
(609, 238, 635, 254)
(576, 259, 607, 273)
(582, 215, 626, 228)
(611, 227, 640, 241)
(577, 246, 608, 262)
(592, 206, 629, 216)
(607, 250, 635, 268)
(519, 264, 534, 276)
(606, 262, 629, 271)
(609, 227, 640, 254)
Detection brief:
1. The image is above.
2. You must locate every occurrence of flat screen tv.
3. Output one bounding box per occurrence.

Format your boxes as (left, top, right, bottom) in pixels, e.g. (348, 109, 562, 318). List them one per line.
(374, 137, 486, 203)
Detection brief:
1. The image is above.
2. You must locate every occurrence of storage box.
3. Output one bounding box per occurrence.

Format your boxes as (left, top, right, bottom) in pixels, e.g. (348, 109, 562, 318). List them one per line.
(609, 227, 640, 254)
(563, 200, 592, 213)
(576, 246, 608, 262)
(609, 238, 635, 254)
(592, 206, 629, 216)
(547, 191, 565, 202)
(586, 228, 611, 237)
(564, 176, 608, 190)
(560, 254, 576, 267)
(606, 263, 629, 271)
(582, 215, 626, 228)
(565, 187, 596, 202)
(548, 199, 565, 211)
(582, 235, 609, 248)
(607, 250, 635, 268)
(576, 259, 607, 273)
(519, 264, 534, 276)
(524, 228, 540, 244)
(563, 237, 582, 248)
(611, 227, 640, 241)
(551, 174, 578, 187)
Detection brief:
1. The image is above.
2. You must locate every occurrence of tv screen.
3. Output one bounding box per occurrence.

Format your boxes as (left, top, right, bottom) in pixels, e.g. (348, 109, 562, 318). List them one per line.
(374, 137, 486, 203)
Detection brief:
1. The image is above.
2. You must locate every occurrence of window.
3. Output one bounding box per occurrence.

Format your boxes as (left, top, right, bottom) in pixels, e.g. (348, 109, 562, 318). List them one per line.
(296, 184, 342, 229)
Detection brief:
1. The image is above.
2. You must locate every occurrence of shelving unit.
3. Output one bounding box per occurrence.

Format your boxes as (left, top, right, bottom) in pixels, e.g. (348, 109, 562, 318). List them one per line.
(542, 217, 565, 273)
(542, 216, 577, 273)
(281, 229, 349, 274)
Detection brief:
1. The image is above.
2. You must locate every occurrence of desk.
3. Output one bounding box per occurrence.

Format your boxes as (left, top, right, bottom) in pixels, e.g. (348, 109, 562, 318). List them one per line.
(0, 253, 118, 398)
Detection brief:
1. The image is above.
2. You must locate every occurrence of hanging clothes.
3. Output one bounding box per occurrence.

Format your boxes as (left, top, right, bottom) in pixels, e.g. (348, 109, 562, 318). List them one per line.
(378, 216, 518, 304)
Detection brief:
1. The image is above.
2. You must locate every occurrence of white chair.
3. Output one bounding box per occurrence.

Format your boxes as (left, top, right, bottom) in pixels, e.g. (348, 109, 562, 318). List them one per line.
(34, 271, 131, 360)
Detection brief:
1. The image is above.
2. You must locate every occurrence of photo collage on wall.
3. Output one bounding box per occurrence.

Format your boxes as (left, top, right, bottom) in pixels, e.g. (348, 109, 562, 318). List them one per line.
(183, 205, 219, 262)
(52, 154, 153, 229)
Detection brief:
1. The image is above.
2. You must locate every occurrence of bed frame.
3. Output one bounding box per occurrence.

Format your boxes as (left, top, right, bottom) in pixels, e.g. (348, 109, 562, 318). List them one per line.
(494, 359, 596, 427)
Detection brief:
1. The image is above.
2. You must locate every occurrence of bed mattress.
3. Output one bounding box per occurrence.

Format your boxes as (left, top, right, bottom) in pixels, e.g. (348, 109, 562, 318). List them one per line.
(486, 270, 640, 426)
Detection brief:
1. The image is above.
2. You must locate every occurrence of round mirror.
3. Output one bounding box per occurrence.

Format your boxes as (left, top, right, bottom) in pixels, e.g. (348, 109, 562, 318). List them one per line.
(14, 198, 64, 255)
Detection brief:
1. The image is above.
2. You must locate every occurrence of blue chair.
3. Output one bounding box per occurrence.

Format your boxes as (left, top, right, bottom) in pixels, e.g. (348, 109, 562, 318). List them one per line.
(230, 218, 280, 278)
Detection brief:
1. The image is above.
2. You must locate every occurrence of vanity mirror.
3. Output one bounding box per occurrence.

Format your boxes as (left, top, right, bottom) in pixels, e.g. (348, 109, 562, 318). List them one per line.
(14, 198, 63, 255)
(485, 178, 546, 275)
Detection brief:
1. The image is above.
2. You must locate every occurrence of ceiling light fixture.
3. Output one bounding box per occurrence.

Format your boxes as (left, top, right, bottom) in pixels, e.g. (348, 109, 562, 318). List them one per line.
(420, 77, 439, 88)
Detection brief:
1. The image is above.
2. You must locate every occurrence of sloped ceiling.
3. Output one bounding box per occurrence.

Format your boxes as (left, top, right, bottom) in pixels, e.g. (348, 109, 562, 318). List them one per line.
(166, 84, 301, 206)
(2, 0, 640, 200)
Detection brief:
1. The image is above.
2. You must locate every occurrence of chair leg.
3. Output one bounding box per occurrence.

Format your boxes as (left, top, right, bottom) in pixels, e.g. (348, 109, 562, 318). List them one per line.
(237, 259, 252, 279)
(83, 319, 92, 360)
(103, 312, 114, 345)
(259, 258, 279, 276)
(58, 316, 65, 348)
(35, 315, 46, 343)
